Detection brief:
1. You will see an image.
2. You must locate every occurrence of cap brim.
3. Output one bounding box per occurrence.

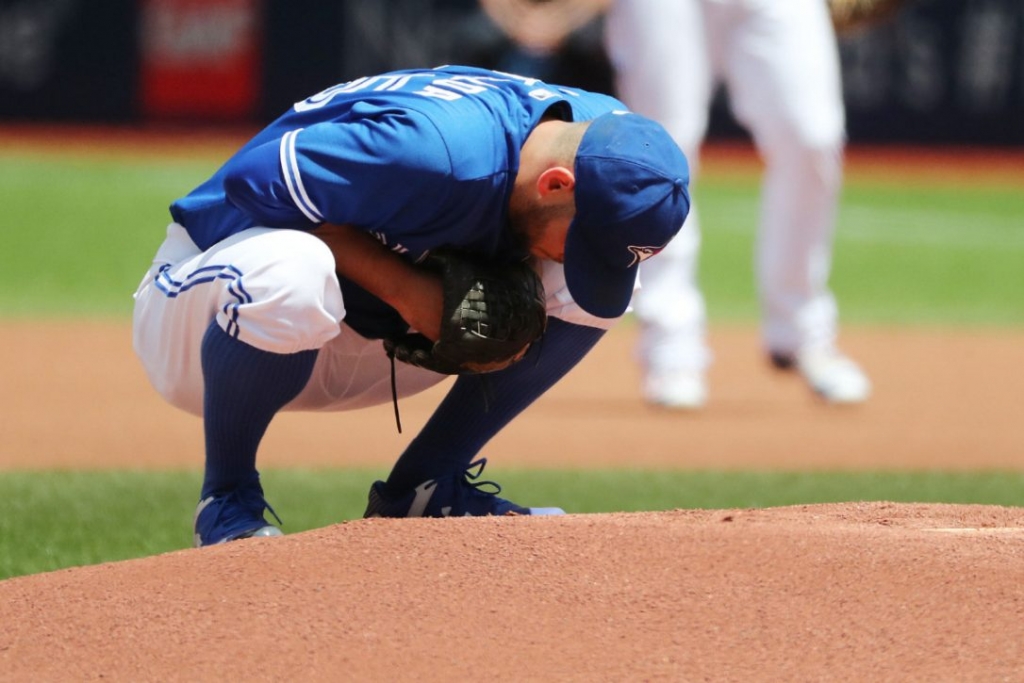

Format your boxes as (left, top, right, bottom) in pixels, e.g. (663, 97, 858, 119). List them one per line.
(563, 217, 638, 319)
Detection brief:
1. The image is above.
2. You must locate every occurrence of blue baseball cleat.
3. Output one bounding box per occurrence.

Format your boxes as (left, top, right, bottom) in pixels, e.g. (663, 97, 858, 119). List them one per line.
(193, 480, 284, 547)
(364, 459, 565, 518)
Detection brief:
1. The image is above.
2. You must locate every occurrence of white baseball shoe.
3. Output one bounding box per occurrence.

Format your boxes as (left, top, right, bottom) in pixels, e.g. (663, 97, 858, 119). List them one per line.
(772, 348, 871, 404)
(642, 368, 708, 410)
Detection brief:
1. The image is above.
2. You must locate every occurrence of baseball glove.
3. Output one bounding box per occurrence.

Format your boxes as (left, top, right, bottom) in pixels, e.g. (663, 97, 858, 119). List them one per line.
(827, 0, 906, 35)
(384, 250, 547, 375)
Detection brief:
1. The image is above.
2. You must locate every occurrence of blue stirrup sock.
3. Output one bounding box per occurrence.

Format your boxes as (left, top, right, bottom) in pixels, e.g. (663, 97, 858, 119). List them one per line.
(384, 318, 605, 493)
(200, 321, 318, 499)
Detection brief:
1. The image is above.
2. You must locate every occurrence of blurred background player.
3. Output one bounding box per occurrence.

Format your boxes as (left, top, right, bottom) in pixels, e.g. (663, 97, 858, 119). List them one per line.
(604, 0, 871, 408)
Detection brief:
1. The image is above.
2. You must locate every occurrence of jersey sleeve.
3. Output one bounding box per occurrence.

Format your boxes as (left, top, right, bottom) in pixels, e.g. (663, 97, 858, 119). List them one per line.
(222, 109, 452, 233)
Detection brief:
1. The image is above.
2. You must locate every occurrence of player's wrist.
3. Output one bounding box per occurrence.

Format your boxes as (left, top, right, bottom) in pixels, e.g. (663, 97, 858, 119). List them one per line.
(395, 270, 443, 341)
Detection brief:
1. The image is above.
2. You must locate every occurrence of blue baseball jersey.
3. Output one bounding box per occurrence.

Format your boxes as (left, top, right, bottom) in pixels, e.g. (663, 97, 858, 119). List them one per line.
(169, 65, 626, 337)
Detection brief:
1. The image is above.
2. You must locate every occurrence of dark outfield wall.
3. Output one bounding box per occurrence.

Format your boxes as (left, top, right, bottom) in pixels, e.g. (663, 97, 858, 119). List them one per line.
(0, 0, 1021, 145)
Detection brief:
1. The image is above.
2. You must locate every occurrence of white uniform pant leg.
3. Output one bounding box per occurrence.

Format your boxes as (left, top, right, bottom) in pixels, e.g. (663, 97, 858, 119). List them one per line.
(604, 0, 713, 374)
(722, 0, 846, 355)
(132, 224, 347, 416)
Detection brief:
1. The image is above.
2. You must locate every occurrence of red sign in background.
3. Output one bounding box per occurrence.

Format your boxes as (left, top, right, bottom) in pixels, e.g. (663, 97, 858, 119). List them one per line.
(139, 0, 261, 121)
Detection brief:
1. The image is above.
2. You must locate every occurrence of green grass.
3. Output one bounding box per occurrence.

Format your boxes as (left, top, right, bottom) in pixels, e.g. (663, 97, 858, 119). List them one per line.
(690, 174, 1024, 325)
(1, 149, 1022, 324)
(0, 153, 219, 317)
(2, 468, 1023, 580)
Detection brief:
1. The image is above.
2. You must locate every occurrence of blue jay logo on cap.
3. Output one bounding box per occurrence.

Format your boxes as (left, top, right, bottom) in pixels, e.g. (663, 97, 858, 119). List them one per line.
(627, 244, 666, 267)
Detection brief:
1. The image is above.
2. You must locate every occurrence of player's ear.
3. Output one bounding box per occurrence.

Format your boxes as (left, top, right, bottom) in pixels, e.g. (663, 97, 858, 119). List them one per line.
(536, 167, 575, 198)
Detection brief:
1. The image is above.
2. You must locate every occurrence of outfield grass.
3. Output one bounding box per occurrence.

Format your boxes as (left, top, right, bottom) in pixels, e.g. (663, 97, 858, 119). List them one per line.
(693, 172, 1024, 325)
(0, 153, 218, 317)
(3, 468, 1024, 580)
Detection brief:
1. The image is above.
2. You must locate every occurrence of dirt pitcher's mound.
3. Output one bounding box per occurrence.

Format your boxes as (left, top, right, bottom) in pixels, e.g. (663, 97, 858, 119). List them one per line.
(2, 502, 1023, 682)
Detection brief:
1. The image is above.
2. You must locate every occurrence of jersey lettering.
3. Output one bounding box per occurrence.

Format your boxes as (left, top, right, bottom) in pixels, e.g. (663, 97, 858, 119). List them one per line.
(296, 71, 564, 110)
(416, 84, 463, 101)
(295, 74, 433, 111)
(530, 88, 562, 102)
(432, 77, 489, 94)
(294, 79, 367, 111)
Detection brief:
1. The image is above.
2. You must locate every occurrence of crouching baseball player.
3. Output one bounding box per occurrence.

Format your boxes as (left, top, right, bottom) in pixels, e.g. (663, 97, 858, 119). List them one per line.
(132, 65, 690, 546)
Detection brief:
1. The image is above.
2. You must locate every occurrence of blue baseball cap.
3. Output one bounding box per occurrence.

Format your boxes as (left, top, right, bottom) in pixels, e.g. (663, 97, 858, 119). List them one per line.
(564, 110, 690, 318)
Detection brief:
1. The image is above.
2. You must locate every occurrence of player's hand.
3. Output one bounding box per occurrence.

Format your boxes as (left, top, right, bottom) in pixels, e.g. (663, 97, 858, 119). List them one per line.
(384, 249, 548, 375)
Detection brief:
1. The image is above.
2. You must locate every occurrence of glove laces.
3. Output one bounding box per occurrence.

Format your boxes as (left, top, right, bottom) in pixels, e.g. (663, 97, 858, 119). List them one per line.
(389, 352, 403, 433)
